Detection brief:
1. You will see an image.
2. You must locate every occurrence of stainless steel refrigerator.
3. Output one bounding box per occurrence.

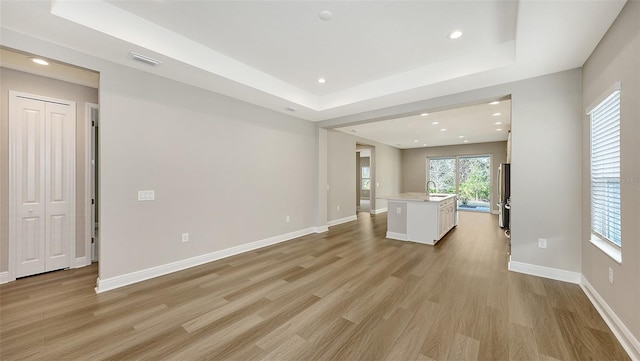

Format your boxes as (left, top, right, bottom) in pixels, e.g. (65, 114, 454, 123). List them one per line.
(497, 163, 511, 229)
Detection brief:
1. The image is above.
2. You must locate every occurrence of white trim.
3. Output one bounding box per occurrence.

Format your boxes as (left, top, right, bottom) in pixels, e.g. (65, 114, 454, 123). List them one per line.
(327, 215, 358, 227)
(0, 272, 9, 285)
(581, 276, 640, 361)
(73, 257, 90, 268)
(314, 225, 329, 233)
(95, 226, 318, 293)
(85, 103, 99, 267)
(589, 235, 622, 264)
(386, 232, 408, 241)
(508, 260, 581, 284)
(491, 210, 499, 215)
(372, 207, 388, 214)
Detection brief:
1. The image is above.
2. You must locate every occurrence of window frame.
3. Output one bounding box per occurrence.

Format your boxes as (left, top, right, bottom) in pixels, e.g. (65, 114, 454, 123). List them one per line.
(587, 82, 622, 264)
(361, 166, 370, 191)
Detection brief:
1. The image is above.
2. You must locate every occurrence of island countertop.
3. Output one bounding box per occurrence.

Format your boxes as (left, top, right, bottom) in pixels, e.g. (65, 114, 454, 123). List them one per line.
(381, 192, 457, 203)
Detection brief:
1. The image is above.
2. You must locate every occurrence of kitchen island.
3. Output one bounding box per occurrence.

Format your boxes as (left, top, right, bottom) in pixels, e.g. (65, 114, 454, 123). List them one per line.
(382, 192, 458, 245)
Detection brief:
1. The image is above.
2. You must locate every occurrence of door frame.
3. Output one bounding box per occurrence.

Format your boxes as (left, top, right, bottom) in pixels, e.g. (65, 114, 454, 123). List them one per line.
(85, 103, 99, 264)
(8, 91, 77, 282)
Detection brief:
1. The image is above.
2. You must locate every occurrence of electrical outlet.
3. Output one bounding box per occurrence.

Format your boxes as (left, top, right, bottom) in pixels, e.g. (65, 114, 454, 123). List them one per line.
(337, 205, 340, 211)
(286, 215, 290, 222)
(538, 238, 547, 249)
(181, 233, 189, 243)
(396, 207, 401, 214)
(608, 267, 614, 284)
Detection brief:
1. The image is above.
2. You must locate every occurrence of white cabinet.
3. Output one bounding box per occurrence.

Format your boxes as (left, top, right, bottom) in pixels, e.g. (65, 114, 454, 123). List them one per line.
(438, 197, 457, 240)
(396, 194, 457, 245)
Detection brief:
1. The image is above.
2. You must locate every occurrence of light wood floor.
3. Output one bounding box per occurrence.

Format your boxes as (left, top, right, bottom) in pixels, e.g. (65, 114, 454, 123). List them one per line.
(0, 212, 630, 360)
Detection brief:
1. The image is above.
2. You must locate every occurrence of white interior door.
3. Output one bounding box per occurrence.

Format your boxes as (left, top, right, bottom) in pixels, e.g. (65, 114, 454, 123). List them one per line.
(10, 92, 76, 278)
(11, 96, 47, 277)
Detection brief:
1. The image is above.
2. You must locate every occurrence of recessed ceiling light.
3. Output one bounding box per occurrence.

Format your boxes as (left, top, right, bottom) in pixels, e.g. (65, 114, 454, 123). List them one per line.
(440, 128, 447, 132)
(414, 140, 419, 143)
(497, 128, 503, 131)
(30, 57, 49, 66)
(492, 112, 502, 116)
(490, 101, 500, 105)
(494, 121, 502, 125)
(421, 113, 429, 116)
(463, 140, 469, 143)
(423, 143, 427, 146)
(317, 78, 326, 84)
(448, 30, 463, 40)
(458, 135, 465, 138)
(432, 121, 439, 125)
(319, 10, 333, 21)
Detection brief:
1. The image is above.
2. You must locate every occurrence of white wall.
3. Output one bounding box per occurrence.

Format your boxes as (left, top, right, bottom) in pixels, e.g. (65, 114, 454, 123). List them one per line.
(582, 0, 640, 347)
(369, 138, 402, 212)
(509, 69, 583, 273)
(327, 130, 357, 222)
(98, 65, 318, 280)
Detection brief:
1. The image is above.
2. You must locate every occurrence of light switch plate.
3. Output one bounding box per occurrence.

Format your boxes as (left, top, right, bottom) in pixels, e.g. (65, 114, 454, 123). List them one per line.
(138, 190, 155, 201)
(538, 238, 547, 249)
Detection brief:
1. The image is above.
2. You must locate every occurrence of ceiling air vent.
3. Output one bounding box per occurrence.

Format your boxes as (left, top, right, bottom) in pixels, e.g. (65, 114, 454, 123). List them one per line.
(130, 52, 162, 66)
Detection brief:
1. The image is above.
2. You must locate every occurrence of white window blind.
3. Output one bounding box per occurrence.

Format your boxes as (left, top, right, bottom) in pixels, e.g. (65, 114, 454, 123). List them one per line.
(590, 89, 621, 247)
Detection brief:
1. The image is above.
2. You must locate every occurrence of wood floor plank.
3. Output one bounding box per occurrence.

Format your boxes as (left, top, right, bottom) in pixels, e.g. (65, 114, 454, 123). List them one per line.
(446, 332, 481, 361)
(528, 293, 573, 361)
(477, 306, 509, 361)
(0, 211, 630, 361)
(508, 322, 540, 361)
(384, 300, 441, 361)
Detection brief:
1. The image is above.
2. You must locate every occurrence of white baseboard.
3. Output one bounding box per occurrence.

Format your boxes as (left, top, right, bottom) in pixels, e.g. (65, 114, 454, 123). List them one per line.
(73, 256, 91, 268)
(0, 271, 9, 285)
(372, 207, 388, 214)
(386, 232, 407, 241)
(508, 260, 581, 284)
(314, 225, 329, 233)
(95, 226, 318, 293)
(581, 277, 640, 361)
(327, 215, 358, 227)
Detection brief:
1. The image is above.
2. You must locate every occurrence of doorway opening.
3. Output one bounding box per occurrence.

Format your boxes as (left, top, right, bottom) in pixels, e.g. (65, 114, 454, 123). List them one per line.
(356, 144, 375, 213)
(2, 47, 99, 284)
(427, 154, 492, 213)
(356, 149, 371, 212)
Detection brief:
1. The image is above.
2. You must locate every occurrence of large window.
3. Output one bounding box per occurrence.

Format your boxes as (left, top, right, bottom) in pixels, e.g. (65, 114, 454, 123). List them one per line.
(427, 155, 491, 212)
(589, 85, 622, 259)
